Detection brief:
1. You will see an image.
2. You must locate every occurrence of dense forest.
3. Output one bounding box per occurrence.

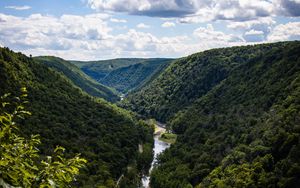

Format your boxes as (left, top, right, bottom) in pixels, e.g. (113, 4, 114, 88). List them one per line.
(122, 42, 300, 123)
(34, 56, 119, 102)
(1, 41, 299, 188)
(123, 41, 300, 187)
(2, 0, 300, 187)
(0, 47, 153, 187)
(0, 88, 87, 187)
(71, 58, 172, 93)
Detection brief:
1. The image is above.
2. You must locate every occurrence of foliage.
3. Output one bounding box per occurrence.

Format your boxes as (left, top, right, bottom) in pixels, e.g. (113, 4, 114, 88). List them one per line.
(34, 56, 119, 102)
(124, 41, 300, 187)
(160, 133, 177, 144)
(0, 88, 86, 187)
(101, 59, 172, 93)
(137, 143, 154, 174)
(0, 47, 153, 187)
(3, 39, 299, 188)
(122, 42, 299, 122)
(71, 58, 172, 93)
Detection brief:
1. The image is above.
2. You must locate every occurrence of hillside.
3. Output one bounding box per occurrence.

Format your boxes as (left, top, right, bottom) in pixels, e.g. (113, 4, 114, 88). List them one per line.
(0, 47, 153, 187)
(101, 59, 171, 93)
(146, 41, 300, 187)
(71, 58, 147, 76)
(122, 42, 299, 122)
(71, 58, 172, 93)
(34, 56, 119, 102)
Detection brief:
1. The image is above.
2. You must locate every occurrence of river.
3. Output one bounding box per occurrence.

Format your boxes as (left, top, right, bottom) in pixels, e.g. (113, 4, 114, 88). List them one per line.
(141, 124, 170, 188)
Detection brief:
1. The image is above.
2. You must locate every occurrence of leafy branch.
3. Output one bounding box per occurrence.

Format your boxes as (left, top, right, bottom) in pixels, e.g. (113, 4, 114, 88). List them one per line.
(0, 88, 87, 187)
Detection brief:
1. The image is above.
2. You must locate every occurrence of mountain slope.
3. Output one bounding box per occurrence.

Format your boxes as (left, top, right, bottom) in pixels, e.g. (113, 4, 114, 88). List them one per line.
(101, 59, 171, 93)
(71, 58, 172, 93)
(122, 43, 289, 122)
(148, 41, 300, 187)
(71, 58, 151, 85)
(71, 58, 148, 78)
(34, 56, 119, 102)
(0, 47, 153, 187)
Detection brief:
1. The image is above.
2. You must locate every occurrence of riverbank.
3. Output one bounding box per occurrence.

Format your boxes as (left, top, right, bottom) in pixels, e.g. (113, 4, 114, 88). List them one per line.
(159, 133, 177, 144)
(153, 122, 177, 144)
(154, 124, 166, 135)
(142, 121, 171, 188)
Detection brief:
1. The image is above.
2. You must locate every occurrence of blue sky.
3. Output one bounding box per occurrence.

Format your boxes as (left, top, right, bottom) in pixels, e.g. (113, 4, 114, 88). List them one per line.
(0, 0, 300, 60)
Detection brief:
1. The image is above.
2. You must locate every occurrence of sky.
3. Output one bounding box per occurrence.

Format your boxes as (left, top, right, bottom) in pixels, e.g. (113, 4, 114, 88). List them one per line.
(0, 0, 300, 60)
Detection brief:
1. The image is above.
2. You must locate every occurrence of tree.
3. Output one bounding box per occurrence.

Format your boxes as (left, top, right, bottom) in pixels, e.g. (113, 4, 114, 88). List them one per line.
(0, 88, 87, 187)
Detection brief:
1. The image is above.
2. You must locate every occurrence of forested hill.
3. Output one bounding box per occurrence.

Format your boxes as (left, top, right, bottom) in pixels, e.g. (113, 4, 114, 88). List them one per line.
(0, 47, 153, 187)
(122, 41, 300, 123)
(34, 56, 119, 102)
(71, 58, 172, 93)
(146, 41, 300, 187)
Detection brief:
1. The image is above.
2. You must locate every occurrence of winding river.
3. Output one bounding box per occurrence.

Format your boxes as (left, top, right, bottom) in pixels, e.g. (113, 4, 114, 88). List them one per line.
(141, 124, 170, 188)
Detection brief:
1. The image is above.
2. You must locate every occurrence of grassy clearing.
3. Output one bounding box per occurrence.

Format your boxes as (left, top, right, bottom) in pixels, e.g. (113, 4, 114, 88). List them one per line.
(159, 133, 177, 144)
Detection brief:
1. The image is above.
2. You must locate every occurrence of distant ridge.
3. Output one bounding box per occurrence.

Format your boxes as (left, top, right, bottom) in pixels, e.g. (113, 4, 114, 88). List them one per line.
(34, 56, 119, 102)
(71, 58, 172, 93)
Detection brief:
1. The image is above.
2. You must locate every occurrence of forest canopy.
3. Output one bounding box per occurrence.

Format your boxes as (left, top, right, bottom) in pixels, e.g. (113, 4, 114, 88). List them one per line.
(0, 47, 153, 187)
(0, 88, 86, 187)
(123, 41, 300, 187)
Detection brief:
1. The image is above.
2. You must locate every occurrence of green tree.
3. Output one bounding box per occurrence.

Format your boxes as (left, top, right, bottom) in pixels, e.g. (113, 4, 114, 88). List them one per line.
(0, 88, 87, 187)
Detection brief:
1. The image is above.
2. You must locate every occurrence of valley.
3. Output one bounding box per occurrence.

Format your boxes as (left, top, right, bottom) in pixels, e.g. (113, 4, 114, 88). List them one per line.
(0, 48, 154, 187)
(71, 58, 172, 94)
(1, 41, 300, 187)
(1, 0, 300, 187)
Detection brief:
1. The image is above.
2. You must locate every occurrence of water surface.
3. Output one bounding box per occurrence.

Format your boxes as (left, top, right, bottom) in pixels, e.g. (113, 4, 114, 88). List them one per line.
(142, 134, 170, 187)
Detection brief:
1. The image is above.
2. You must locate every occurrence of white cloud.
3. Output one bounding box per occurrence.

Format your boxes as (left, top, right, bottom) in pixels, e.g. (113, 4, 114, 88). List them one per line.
(0, 13, 111, 51)
(87, 0, 300, 23)
(227, 17, 276, 42)
(178, 8, 215, 23)
(193, 24, 244, 43)
(110, 18, 127, 23)
(5, 5, 31, 10)
(161, 21, 175, 28)
(0, 13, 194, 60)
(227, 17, 276, 31)
(267, 22, 300, 42)
(245, 30, 264, 35)
(87, 0, 197, 17)
(190, 24, 248, 52)
(136, 23, 150, 29)
(97, 29, 191, 58)
(1, 10, 299, 60)
(179, 0, 275, 24)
